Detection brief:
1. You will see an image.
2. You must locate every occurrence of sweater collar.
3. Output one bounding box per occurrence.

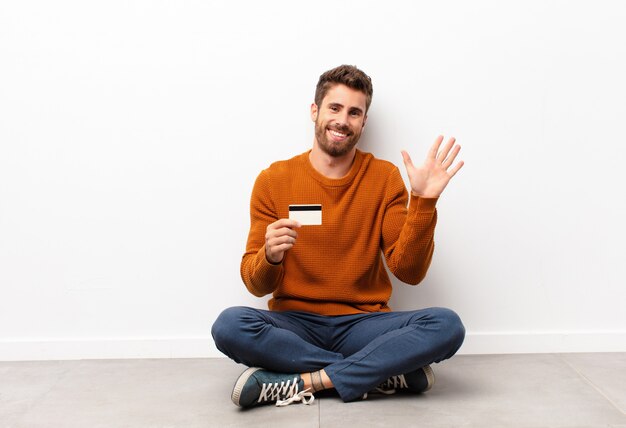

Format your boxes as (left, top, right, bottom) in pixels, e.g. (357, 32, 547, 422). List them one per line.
(301, 149, 366, 187)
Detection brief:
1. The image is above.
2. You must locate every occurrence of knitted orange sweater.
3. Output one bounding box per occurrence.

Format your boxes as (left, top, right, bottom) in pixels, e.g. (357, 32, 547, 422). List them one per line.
(240, 149, 438, 315)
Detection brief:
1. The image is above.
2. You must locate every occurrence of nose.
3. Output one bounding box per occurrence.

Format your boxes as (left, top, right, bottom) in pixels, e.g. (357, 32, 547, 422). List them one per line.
(336, 111, 350, 126)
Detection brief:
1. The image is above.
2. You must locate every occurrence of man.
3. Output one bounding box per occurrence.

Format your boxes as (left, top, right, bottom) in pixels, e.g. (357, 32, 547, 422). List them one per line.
(211, 65, 465, 408)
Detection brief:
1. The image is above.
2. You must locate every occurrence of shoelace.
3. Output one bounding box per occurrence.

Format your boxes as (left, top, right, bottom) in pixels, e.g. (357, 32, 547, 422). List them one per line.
(379, 374, 408, 391)
(362, 374, 409, 400)
(257, 377, 315, 407)
(276, 388, 314, 407)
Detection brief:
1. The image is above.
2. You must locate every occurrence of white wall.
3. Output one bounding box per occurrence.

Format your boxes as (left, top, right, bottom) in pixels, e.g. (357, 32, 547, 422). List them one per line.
(1, 0, 625, 360)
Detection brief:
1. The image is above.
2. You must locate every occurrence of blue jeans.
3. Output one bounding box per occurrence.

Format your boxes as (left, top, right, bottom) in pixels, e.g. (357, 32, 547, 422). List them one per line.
(211, 306, 465, 402)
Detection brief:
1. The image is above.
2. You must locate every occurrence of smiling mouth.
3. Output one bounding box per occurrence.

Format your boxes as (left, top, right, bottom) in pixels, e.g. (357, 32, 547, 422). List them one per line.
(328, 128, 350, 141)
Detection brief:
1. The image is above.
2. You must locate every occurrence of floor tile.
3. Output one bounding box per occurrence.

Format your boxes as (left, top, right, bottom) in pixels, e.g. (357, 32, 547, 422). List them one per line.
(7, 358, 318, 428)
(1, 354, 624, 428)
(318, 354, 626, 428)
(561, 352, 626, 414)
(0, 360, 73, 427)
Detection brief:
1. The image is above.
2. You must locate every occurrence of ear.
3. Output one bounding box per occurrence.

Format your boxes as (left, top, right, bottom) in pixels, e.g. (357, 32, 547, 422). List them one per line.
(310, 103, 318, 122)
(362, 114, 368, 127)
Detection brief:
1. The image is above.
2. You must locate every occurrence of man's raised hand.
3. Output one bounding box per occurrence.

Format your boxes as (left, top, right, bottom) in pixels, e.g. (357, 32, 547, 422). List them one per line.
(401, 135, 464, 198)
(265, 219, 301, 264)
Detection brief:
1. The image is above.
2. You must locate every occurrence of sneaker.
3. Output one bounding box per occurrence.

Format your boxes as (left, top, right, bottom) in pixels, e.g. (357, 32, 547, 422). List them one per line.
(231, 367, 315, 408)
(373, 365, 435, 396)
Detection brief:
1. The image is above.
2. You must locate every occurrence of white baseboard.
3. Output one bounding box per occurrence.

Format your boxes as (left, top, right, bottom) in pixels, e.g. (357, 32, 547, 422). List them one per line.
(0, 337, 216, 361)
(459, 331, 626, 354)
(1, 331, 625, 361)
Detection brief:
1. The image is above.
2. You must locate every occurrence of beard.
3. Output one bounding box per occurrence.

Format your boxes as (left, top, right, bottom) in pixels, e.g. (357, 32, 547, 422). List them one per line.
(314, 119, 362, 157)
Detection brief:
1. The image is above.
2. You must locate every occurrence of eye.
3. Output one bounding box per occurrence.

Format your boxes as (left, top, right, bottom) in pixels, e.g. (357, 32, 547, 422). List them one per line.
(330, 105, 339, 112)
(350, 110, 361, 117)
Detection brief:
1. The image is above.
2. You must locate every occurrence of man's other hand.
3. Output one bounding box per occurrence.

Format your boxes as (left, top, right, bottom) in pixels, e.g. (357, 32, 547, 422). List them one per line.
(265, 219, 301, 264)
(401, 135, 464, 198)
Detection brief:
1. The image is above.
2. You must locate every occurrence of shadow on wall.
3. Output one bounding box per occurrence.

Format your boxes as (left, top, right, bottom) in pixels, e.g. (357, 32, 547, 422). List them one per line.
(358, 119, 382, 156)
(389, 273, 449, 312)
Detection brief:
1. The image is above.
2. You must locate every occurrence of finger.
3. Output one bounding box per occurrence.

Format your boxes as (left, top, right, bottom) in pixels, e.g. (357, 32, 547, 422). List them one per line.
(448, 160, 465, 178)
(266, 228, 298, 244)
(401, 150, 414, 169)
(436, 137, 456, 162)
(269, 218, 301, 230)
(427, 135, 444, 160)
(442, 144, 461, 169)
(267, 243, 294, 262)
(270, 234, 297, 246)
(266, 238, 296, 257)
(276, 227, 298, 239)
(272, 243, 294, 253)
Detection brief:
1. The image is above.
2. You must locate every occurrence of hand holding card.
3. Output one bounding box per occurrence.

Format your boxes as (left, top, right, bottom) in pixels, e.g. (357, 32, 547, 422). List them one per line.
(265, 218, 301, 264)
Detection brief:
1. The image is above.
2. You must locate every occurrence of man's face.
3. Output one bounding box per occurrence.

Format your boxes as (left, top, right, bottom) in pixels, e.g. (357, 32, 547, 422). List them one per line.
(311, 84, 368, 158)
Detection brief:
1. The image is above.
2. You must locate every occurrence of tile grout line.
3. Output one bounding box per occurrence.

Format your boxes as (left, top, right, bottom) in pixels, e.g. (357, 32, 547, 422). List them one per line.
(558, 354, 626, 417)
(317, 394, 321, 428)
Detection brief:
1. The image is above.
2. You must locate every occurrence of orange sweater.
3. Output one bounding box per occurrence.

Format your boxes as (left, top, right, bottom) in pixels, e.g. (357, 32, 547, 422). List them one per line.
(240, 149, 438, 315)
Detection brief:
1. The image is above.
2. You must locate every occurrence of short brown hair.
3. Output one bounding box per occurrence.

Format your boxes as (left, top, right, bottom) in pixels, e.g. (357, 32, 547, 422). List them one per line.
(314, 65, 373, 113)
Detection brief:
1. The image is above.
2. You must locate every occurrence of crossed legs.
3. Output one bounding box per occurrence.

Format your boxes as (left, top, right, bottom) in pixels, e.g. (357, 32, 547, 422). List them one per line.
(212, 306, 465, 402)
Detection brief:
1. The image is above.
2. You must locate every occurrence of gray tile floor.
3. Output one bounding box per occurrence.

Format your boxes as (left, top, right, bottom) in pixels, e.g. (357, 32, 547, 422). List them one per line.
(1, 354, 625, 428)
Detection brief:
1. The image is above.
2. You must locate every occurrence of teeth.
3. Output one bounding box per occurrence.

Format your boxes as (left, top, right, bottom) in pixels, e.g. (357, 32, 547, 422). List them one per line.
(330, 130, 347, 137)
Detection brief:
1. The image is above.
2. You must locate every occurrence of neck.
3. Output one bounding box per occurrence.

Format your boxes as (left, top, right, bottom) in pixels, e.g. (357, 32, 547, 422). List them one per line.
(309, 142, 357, 179)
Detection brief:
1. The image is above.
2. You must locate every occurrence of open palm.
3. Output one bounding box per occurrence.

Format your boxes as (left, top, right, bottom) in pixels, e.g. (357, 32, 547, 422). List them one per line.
(401, 136, 464, 198)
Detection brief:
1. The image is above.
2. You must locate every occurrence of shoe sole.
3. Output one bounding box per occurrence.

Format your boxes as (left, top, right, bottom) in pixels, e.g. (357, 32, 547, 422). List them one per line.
(231, 367, 262, 407)
(423, 365, 435, 392)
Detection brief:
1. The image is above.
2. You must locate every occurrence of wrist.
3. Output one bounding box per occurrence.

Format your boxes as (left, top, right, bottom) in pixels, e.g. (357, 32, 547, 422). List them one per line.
(265, 250, 283, 265)
(409, 193, 439, 213)
(411, 190, 440, 198)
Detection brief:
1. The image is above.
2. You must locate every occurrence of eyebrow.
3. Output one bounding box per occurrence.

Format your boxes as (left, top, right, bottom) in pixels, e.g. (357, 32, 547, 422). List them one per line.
(328, 102, 364, 114)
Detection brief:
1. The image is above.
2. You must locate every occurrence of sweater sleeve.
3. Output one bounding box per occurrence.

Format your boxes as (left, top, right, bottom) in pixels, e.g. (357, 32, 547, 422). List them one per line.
(380, 167, 438, 285)
(240, 170, 284, 296)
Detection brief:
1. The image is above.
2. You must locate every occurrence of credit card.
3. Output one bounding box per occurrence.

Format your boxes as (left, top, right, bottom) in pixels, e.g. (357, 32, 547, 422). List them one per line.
(289, 204, 322, 225)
